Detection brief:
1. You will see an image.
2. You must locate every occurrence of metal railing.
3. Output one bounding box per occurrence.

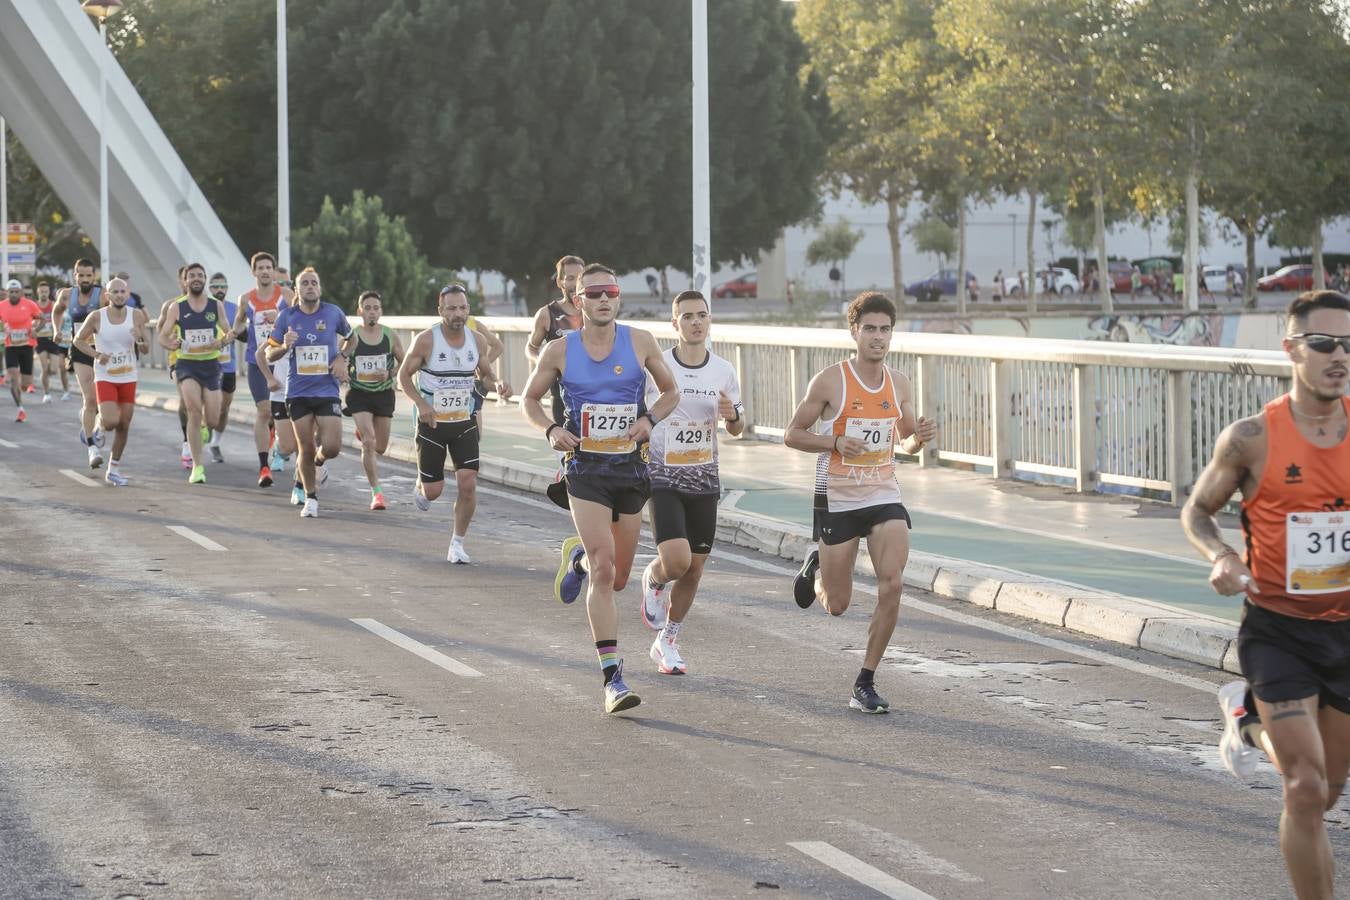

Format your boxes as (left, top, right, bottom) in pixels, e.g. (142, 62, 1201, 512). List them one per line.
(149, 314, 1291, 506)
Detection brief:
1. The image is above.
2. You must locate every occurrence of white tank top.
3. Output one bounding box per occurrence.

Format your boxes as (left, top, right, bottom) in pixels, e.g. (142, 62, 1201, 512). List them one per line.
(93, 308, 138, 384)
(417, 325, 480, 426)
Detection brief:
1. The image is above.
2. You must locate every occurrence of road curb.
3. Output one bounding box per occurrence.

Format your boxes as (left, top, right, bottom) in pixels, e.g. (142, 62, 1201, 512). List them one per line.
(133, 387, 1240, 677)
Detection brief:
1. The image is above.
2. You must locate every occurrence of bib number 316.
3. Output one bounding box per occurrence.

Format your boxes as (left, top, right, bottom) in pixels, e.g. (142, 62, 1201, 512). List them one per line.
(1287, 511, 1350, 594)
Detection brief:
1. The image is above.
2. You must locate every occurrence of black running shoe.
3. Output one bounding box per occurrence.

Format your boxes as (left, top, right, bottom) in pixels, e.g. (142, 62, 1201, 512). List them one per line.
(793, 548, 820, 609)
(849, 682, 890, 714)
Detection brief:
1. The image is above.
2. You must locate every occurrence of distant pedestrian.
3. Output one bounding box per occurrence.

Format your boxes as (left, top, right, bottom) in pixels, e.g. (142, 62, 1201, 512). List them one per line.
(828, 265, 843, 303)
(646, 272, 659, 298)
(992, 269, 1004, 302)
(1017, 270, 1026, 297)
(1130, 265, 1142, 300)
(1226, 266, 1238, 301)
(1173, 269, 1184, 301)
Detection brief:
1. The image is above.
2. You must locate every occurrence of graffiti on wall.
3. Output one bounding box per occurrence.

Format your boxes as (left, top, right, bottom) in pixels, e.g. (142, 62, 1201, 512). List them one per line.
(1084, 314, 1224, 346)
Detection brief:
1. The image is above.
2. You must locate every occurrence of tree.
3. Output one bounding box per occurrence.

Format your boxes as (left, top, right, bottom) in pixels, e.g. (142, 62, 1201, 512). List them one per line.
(909, 216, 956, 270)
(805, 218, 865, 277)
(291, 191, 440, 314)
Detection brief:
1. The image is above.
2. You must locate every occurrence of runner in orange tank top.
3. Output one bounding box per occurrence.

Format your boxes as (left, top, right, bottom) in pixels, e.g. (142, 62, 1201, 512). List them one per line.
(784, 292, 937, 715)
(1183, 290, 1350, 900)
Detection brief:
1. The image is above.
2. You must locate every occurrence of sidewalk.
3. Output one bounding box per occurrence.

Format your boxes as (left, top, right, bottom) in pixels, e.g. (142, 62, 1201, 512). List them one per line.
(131, 368, 1243, 674)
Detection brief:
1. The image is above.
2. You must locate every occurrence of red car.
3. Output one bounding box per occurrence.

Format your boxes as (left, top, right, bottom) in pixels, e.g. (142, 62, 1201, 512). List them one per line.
(712, 273, 757, 299)
(1257, 264, 1324, 292)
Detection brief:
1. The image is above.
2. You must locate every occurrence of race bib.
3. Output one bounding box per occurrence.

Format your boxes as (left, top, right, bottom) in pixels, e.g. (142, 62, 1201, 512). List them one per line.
(218, 341, 232, 365)
(104, 350, 133, 377)
(580, 403, 638, 455)
(255, 322, 274, 345)
(183, 328, 215, 353)
(432, 377, 474, 423)
(842, 417, 895, 467)
(354, 354, 388, 384)
(664, 418, 715, 466)
(8, 328, 28, 345)
(296, 344, 329, 376)
(1287, 511, 1350, 594)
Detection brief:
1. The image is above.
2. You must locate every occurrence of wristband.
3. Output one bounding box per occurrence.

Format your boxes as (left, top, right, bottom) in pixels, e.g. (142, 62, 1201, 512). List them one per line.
(729, 409, 741, 424)
(1213, 547, 1240, 564)
(546, 423, 560, 441)
(641, 413, 657, 429)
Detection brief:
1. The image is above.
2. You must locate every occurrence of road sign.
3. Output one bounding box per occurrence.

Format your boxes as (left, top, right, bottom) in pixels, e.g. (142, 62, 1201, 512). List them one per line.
(5, 252, 36, 265)
(4, 223, 34, 234)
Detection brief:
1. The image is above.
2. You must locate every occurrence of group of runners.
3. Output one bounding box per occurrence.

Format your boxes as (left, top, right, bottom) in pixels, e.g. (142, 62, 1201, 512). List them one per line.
(3, 252, 1348, 898)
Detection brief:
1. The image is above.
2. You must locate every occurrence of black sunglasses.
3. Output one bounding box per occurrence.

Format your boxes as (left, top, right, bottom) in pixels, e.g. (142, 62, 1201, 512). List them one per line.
(1293, 333, 1350, 354)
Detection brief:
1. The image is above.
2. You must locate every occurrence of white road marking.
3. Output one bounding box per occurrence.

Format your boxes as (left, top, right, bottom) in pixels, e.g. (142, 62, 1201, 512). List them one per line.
(473, 482, 1221, 694)
(0, 438, 19, 448)
(789, 841, 938, 900)
(166, 525, 227, 552)
(350, 618, 484, 678)
(59, 468, 100, 487)
(721, 489, 746, 509)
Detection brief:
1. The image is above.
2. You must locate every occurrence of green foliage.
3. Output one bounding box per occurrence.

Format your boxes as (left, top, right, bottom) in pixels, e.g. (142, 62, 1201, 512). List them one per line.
(909, 217, 956, 267)
(291, 191, 440, 315)
(805, 218, 864, 267)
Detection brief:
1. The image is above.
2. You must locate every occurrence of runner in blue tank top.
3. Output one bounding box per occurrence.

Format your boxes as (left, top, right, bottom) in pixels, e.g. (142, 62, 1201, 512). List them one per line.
(522, 263, 679, 715)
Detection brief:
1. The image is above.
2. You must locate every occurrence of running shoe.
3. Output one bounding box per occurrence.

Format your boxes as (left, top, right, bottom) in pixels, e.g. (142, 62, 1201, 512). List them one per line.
(370, 491, 386, 511)
(209, 445, 225, 464)
(258, 465, 273, 488)
(92, 423, 106, 448)
(23, 384, 35, 394)
(604, 660, 640, 714)
(793, 547, 821, 609)
(554, 536, 587, 605)
(1218, 680, 1259, 779)
(650, 630, 687, 675)
(270, 445, 286, 471)
(78, 426, 87, 445)
(188, 465, 207, 484)
(413, 481, 431, 512)
(200, 425, 210, 444)
(301, 497, 319, 518)
(849, 682, 890, 714)
(15, 408, 25, 423)
(447, 542, 471, 565)
(87, 445, 103, 470)
(290, 485, 305, 506)
(41, 393, 51, 404)
(641, 560, 668, 631)
(317, 463, 330, 487)
(105, 470, 129, 487)
(61, 391, 72, 401)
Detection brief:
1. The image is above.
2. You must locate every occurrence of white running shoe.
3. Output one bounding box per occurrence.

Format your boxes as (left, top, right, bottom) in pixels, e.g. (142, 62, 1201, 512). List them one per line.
(60, 391, 72, 402)
(41, 393, 51, 404)
(91, 421, 106, 448)
(105, 470, 129, 487)
(87, 445, 104, 470)
(641, 560, 668, 631)
(650, 628, 687, 675)
(317, 463, 330, 487)
(447, 542, 471, 565)
(300, 498, 319, 518)
(413, 481, 431, 512)
(1218, 680, 1259, 779)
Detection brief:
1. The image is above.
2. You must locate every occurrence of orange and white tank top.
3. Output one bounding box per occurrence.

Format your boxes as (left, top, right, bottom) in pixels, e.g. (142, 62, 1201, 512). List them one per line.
(813, 361, 902, 513)
(1241, 394, 1350, 620)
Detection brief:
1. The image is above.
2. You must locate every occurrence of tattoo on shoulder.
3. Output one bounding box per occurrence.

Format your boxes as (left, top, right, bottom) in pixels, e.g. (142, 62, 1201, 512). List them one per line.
(1221, 418, 1262, 462)
(1236, 420, 1263, 438)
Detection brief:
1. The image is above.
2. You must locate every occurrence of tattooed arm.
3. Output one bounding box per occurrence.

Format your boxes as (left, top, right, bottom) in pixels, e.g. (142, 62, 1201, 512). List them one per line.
(1182, 416, 1263, 595)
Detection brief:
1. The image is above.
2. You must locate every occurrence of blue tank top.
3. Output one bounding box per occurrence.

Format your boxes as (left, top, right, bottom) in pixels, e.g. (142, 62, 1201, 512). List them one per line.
(62, 286, 101, 341)
(560, 324, 648, 479)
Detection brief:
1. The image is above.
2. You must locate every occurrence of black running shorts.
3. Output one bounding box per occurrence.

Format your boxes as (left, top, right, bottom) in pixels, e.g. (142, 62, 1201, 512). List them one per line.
(286, 396, 342, 419)
(416, 419, 480, 481)
(344, 387, 396, 419)
(812, 496, 912, 546)
(566, 472, 650, 517)
(1238, 600, 1350, 714)
(650, 489, 719, 554)
(3, 345, 34, 375)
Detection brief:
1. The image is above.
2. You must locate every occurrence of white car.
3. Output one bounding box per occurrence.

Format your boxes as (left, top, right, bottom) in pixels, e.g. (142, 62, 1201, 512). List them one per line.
(1202, 266, 1241, 293)
(1004, 267, 1080, 296)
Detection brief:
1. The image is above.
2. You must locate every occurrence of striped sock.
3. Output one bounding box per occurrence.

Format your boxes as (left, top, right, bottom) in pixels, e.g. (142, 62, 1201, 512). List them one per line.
(596, 640, 619, 684)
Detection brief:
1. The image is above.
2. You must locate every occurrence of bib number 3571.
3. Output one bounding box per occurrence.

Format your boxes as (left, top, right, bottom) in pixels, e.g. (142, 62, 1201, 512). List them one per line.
(580, 403, 637, 454)
(1287, 511, 1350, 594)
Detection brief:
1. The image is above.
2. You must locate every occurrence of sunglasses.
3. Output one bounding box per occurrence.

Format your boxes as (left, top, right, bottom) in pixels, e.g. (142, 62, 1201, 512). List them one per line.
(581, 285, 620, 300)
(1293, 333, 1350, 354)
(440, 284, 467, 297)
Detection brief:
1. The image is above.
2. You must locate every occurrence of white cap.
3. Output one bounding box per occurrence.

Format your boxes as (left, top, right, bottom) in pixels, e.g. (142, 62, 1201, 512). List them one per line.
(4, 279, 21, 290)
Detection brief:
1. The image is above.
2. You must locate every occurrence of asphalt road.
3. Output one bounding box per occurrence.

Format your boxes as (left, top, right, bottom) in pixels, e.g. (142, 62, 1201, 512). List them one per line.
(0, 400, 1344, 899)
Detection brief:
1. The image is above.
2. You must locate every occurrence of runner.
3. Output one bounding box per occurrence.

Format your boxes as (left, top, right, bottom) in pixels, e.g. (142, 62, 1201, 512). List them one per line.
(638, 290, 745, 675)
(207, 272, 237, 463)
(521, 263, 679, 714)
(264, 267, 350, 518)
(71, 277, 151, 485)
(157, 263, 229, 484)
(52, 259, 106, 462)
(32, 281, 68, 402)
(158, 265, 193, 468)
(527, 254, 584, 506)
(343, 290, 405, 510)
(1, 279, 42, 422)
(227, 252, 290, 486)
(1182, 290, 1350, 900)
(783, 291, 937, 714)
(398, 284, 502, 559)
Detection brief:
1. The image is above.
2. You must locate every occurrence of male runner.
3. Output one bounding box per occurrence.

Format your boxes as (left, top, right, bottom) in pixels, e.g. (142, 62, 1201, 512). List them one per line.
(228, 252, 290, 486)
(783, 291, 937, 714)
(521, 263, 679, 714)
(207, 272, 237, 463)
(158, 263, 229, 484)
(343, 290, 405, 510)
(1182, 290, 1350, 900)
(158, 265, 193, 468)
(71, 277, 150, 485)
(32, 281, 67, 402)
(1, 280, 42, 422)
(398, 284, 501, 559)
(53, 259, 106, 461)
(264, 267, 350, 518)
(638, 290, 745, 674)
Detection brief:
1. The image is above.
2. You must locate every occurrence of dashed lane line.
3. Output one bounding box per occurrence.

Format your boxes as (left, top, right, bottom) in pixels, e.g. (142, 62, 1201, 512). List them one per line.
(350, 618, 484, 678)
(166, 525, 228, 552)
(789, 841, 939, 900)
(58, 468, 100, 487)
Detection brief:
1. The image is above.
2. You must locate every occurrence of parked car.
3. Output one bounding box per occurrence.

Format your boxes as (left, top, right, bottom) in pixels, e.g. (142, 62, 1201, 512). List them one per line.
(1108, 260, 1156, 294)
(1004, 267, 1080, 296)
(712, 273, 757, 299)
(1257, 264, 1322, 292)
(906, 269, 979, 302)
(1201, 266, 1240, 294)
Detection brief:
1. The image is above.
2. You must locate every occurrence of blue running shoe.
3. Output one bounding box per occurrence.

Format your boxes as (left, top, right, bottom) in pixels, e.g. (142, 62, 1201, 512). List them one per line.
(554, 536, 587, 604)
(290, 485, 305, 506)
(270, 446, 286, 471)
(604, 660, 640, 714)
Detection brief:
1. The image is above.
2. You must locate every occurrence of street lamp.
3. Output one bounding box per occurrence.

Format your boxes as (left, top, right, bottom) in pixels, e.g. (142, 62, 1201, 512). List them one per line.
(277, 0, 290, 271)
(691, 0, 710, 299)
(82, 0, 125, 280)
